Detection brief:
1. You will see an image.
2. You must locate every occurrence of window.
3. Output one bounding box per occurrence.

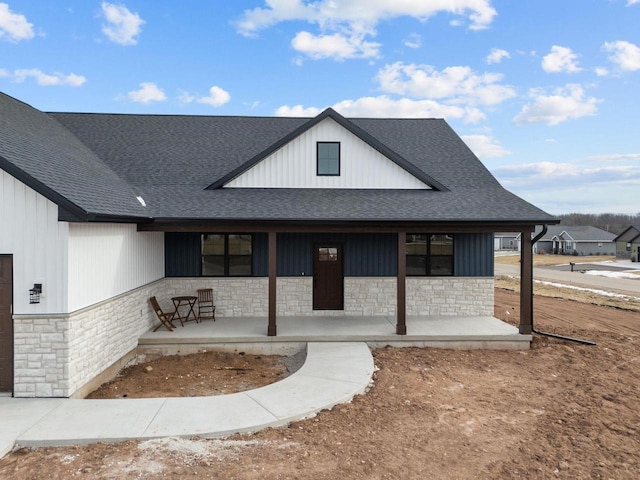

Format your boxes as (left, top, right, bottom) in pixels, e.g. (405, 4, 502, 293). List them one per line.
(318, 247, 338, 261)
(317, 142, 340, 176)
(202, 234, 252, 276)
(406, 234, 454, 276)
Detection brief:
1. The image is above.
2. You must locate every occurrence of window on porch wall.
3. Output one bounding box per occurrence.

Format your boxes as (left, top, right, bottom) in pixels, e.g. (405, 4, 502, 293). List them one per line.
(406, 234, 454, 276)
(202, 234, 252, 276)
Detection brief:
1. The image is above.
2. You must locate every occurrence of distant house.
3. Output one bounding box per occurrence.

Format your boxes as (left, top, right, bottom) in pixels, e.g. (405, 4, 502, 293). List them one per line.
(0, 92, 556, 398)
(518, 225, 616, 255)
(614, 226, 640, 261)
(494, 232, 519, 251)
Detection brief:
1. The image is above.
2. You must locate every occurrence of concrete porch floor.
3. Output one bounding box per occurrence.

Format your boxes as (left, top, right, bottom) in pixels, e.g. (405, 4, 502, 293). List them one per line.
(139, 315, 531, 353)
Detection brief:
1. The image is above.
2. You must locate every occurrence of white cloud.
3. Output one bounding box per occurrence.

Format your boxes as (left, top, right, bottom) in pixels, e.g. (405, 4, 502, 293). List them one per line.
(236, 0, 497, 35)
(275, 104, 323, 117)
(126, 82, 166, 103)
(177, 90, 195, 104)
(236, 1, 496, 61)
(376, 62, 516, 106)
(541, 45, 582, 73)
(627, 0, 639, 5)
(495, 161, 640, 189)
(603, 40, 640, 71)
(404, 33, 421, 49)
(11, 68, 86, 86)
(493, 160, 640, 214)
(277, 62, 518, 123)
(179, 86, 231, 107)
(461, 134, 511, 158)
(291, 30, 380, 60)
(101, 2, 145, 46)
(486, 48, 509, 64)
(585, 153, 640, 162)
(0, 2, 34, 42)
(276, 95, 485, 123)
(594, 67, 609, 77)
(197, 86, 231, 107)
(513, 84, 599, 126)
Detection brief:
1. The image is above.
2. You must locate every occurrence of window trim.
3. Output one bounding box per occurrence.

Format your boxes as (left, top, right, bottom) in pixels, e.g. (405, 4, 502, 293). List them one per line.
(406, 234, 454, 277)
(201, 233, 253, 277)
(316, 141, 341, 176)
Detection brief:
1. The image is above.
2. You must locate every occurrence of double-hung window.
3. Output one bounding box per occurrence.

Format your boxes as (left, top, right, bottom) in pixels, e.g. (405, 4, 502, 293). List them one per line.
(202, 234, 252, 276)
(406, 234, 454, 276)
(317, 142, 340, 176)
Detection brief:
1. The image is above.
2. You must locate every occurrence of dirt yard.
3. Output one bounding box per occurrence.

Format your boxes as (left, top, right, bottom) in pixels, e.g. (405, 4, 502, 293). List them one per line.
(1, 288, 639, 479)
(86, 350, 299, 399)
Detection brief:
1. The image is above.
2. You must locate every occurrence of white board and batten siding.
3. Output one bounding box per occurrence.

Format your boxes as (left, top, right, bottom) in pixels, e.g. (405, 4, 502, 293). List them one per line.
(1, 169, 165, 314)
(226, 117, 430, 189)
(0, 169, 69, 314)
(67, 223, 164, 312)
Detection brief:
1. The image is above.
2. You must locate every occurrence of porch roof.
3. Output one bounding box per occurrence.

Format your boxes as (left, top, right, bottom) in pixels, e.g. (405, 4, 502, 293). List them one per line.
(136, 186, 554, 226)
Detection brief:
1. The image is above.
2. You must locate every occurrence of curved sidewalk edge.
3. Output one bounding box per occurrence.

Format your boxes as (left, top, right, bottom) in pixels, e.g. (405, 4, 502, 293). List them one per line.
(1, 342, 374, 453)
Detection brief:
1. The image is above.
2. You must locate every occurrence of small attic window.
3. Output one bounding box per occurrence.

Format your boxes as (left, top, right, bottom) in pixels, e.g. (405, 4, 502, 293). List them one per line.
(317, 142, 340, 176)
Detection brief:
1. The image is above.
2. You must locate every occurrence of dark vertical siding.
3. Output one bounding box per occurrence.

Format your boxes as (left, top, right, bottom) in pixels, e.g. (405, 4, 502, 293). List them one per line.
(165, 232, 201, 277)
(454, 233, 493, 276)
(165, 231, 493, 278)
(252, 233, 268, 277)
(277, 233, 397, 276)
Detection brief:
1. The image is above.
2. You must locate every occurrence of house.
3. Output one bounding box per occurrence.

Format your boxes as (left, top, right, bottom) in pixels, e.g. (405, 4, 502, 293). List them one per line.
(517, 225, 616, 255)
(0, 92, 556, 398)
(614, 226, 640, 261)
(494, 232, 519, 251)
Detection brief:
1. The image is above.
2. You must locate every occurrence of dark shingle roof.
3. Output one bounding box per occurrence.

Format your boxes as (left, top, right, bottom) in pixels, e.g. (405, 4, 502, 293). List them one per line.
(0, 92, 148, 219)
(533, 225, 616, 242)
(0, 91, 556, 225)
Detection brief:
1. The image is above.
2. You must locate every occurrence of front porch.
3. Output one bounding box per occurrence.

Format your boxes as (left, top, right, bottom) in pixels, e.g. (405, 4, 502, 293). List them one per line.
(138, 315, 530, 354)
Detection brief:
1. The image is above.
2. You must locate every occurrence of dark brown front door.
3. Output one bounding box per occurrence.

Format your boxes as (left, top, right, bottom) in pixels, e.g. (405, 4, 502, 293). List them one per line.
(0, 256, 13, 393)
(313, 245, 343, 310)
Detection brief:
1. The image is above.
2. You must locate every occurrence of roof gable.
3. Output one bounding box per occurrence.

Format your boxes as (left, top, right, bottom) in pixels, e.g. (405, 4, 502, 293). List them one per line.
(207, 108, 446, 191)
(613, 225, 640, 242)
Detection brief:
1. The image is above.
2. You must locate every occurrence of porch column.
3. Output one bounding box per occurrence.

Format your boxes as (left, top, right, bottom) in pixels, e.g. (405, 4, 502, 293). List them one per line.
(519, 228, 533, 334)
(268, 230, 277, 336)
(396, 231, 407, 335)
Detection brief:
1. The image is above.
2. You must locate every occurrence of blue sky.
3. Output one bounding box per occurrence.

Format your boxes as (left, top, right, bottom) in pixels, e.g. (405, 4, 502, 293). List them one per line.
(1, 1, 639, 215)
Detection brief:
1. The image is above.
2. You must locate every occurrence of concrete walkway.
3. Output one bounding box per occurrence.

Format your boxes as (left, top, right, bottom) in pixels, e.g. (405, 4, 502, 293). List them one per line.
(0, 342, 374, 458)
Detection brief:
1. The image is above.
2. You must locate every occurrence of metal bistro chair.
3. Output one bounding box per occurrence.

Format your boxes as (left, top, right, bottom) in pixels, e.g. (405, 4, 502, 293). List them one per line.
(197, 288, 216, 322)
(149, 296, 176, 332)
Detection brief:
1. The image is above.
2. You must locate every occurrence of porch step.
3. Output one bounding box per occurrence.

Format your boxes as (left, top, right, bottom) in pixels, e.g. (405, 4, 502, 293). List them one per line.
(138, 315, 531, 354)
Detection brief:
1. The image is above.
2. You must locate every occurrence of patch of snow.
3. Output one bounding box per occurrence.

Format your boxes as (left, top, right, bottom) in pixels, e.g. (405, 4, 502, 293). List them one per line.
(534, 280, 640, 301)
(583, 270, 640, 280)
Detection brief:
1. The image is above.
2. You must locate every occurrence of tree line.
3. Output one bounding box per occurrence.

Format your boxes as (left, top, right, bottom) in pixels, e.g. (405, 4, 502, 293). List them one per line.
(557, 213, 640, 235)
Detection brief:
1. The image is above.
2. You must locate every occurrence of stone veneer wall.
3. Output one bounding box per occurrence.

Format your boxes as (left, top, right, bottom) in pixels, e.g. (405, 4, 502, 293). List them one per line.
(407, 277, 494, 316)
(13, 280, 164, 398)
(12, 276, 493, 397)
